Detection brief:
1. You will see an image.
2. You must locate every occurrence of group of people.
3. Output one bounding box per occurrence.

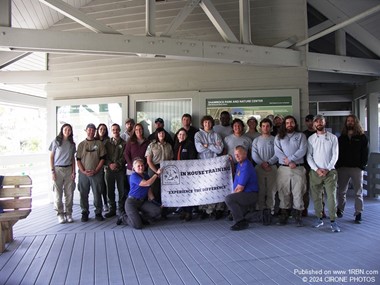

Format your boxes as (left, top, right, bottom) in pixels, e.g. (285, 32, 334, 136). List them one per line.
(49, 111, 368, 233)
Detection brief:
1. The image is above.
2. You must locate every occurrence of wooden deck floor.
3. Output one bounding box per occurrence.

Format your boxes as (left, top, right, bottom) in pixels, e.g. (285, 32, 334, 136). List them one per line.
(1, 196, 380, 285)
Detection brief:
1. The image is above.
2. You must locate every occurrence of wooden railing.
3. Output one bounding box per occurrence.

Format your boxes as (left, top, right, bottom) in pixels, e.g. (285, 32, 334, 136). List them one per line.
(364, 152, 380, 198)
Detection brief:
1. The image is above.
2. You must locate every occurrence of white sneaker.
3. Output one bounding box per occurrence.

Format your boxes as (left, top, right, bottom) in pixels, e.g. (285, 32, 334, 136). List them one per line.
(58, 214, 66, 224)
(66, 214, 74, 223)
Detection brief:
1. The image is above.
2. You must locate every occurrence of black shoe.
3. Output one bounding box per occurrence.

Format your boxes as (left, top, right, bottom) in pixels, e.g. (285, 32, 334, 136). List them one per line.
(199, 211, 209, 220)
(230, 220, 249, 231)
(105, 211, 116, 218)
(337, 209, 343, 218)
(184, 212, 192, 222)
(262, 209, 272, 226)
(116, 216, 123, 225)
(214, 210, 224, 220)
(95, 213, 104, 221)
(354, 213, 362, 224)
(81, 212, 89, 222)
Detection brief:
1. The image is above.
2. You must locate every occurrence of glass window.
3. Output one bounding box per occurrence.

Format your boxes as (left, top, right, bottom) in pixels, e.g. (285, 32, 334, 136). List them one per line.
(56, 102, 124, 144)
(0, 103, 46, 154)
(136, 99, 192, 136)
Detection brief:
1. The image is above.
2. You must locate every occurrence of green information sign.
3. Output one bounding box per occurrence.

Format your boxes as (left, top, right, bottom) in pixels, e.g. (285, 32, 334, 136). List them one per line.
(206, 96, 293, 121)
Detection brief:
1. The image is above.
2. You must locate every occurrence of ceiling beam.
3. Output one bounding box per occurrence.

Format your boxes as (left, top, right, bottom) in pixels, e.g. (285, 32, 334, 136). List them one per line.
(0, 27, 301, 67)
(146, 0, 156, 36)
(297, 3, 380, 48)
(39, 0, 121, 34)
(239, 0, 251, 44)
(0, 0, 11, 27)
(309, 71, 373, 84)
(199, 0, 239, 43)
(307, 0, 380, 57)
(161, 0, 201, 37)
(308, 52, 380, 76)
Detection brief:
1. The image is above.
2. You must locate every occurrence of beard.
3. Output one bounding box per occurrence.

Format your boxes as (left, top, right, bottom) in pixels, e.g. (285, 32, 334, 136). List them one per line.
(316, 125, 324, 131)
(346, 124, 354, 130)
(286, 127, 295, 133)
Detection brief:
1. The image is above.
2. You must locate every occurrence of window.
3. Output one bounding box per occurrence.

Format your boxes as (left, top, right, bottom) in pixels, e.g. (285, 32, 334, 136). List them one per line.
(0, 103, 46, 154)
(136, 99, 192, 136)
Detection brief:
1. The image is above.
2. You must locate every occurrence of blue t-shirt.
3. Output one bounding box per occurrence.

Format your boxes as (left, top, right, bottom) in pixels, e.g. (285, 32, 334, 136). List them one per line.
(129, 172, 150, 199)
(233, 159, 259, 193)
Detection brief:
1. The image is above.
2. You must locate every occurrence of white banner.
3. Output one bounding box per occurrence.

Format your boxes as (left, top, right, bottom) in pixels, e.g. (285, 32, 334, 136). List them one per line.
(160, 155, 233, 207)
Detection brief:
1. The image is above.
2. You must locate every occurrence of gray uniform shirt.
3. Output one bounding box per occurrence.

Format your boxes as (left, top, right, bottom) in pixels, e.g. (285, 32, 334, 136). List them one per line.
(251, 135, 278, 165)
(274, 132, 307, 165)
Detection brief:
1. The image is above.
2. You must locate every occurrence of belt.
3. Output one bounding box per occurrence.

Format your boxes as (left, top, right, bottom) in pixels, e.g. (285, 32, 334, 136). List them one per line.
(280, 164, 305, 167)
(128, 196, 145, 201)
(55, 165, 72, 168)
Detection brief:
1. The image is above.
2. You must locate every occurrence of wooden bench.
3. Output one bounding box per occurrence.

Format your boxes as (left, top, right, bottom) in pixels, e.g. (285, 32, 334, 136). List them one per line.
(0, 175, 32, 253)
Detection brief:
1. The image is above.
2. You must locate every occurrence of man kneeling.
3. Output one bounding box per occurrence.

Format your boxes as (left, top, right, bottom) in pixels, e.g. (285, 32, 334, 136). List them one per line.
(225, 145, 259, 231)
(117, 157, 161, 229)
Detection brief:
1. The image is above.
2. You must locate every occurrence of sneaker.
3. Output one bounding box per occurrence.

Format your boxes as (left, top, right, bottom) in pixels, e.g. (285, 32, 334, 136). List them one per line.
(66, 214, 74, 223)
(230, 220, 249, 231)
(95, 213, 105, 221)
(354, 213, 362, 224)
(58, 214, 66, 224)
(312, 218, 324, 228)
(81, 212, 89, 222)
(337, 209, 343, 218)
(105, 211, 116, 218)
(331, 221, 341, 232)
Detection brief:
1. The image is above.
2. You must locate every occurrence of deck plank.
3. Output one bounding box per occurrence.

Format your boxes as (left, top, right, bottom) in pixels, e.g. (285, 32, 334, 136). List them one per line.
(64, 233, 86, 285)
(19, 235, 55, 285)
(1, 197, 379, 285)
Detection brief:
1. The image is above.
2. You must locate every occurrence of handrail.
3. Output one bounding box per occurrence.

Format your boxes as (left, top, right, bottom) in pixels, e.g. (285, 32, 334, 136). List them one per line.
(364, 152, 380, 197)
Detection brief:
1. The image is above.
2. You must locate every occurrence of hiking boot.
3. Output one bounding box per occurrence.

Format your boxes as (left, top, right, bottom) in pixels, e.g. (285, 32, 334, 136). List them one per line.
(230, 219, 249, 231)
(81, 212, 89, 222)
(262, 209, 272, 226)
(336, 209, 343, 218)
(58, 214, 66, 224)
(66, 214, 74, 223)
(331, 221, 341, 232)
(277, 209, 289, 225)
(104, 211, 116, 218)
(295, 210, 304, 227)
(354, 213, 362, 224)
(184, 212, 192, 222)
(95, 213, 104, 221)
(312, 218, 324, 228)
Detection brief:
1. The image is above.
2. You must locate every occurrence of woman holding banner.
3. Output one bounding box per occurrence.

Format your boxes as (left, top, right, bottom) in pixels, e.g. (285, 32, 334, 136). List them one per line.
(174, 128, 198, 221)
(145, 128, 173, 211)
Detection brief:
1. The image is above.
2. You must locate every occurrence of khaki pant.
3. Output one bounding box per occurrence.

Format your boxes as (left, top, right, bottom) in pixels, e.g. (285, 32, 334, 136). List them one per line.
(310, 169, 338, 220)
(337, 167, 364, 215)
(255, 165, 277, 210)
(276, 166, 306, 210)
(53, 166, 75, 215)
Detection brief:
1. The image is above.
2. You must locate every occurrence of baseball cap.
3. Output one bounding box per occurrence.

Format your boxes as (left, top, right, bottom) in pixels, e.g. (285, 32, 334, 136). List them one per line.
(155, 118, 164, 124)
(313, 114, 325, 122)
(86, 123, 96, 130)
(305, 114, 314, 121)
